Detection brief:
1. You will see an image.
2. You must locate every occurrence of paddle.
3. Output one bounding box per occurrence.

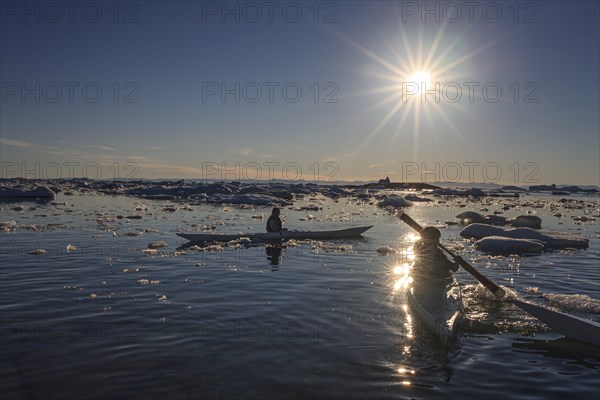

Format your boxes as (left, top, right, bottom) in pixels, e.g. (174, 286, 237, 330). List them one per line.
(397, 211, 506, 299)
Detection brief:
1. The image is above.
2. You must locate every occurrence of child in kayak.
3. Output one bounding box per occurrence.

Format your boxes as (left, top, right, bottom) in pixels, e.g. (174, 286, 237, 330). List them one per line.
(412, 226, 460, 280)
(266, 207, 283, 233)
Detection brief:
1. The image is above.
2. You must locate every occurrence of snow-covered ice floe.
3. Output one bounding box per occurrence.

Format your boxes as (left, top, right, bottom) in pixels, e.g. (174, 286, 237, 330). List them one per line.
(508, 215, 542, 228)
(376, 195, 413, 208)
(456, 211, 507, 225)
(455, 211, 542, 228)
(474, 236, 545, 255)
(461, 223, 589, 250)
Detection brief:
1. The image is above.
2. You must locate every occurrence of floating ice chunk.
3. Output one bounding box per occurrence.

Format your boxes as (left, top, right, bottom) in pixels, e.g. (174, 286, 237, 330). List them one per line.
(486, 215, 508, 225)
(509, 215, 542, 228)
(404, 194, 433, 202)
(376, 195, 412, 208)
(0, 221, 17, 232)
(474, 236, 544, 255)
(28, 249, 48, 255)
(456, 211, 488, 224)
(456, 211, 508, 225)
(543, 293, 600, 314)
(193, 244, 223, 252)
(317, 243, 353, 252)
(377, 246, 397, 255)
(148, 241, 169, 249)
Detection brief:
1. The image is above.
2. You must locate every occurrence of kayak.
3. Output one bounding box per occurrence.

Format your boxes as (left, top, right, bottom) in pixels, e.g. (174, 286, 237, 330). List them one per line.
(177, 225, 373, 243)
(407, 276, 463, 347)
(512, 299, 600, 346)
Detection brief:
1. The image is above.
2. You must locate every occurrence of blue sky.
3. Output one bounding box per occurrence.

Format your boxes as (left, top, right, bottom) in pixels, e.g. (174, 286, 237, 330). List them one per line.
(1, 1, 598, 185)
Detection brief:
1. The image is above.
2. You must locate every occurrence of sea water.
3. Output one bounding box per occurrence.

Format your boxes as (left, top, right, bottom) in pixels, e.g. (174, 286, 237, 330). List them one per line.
(1, 191, 598, 399)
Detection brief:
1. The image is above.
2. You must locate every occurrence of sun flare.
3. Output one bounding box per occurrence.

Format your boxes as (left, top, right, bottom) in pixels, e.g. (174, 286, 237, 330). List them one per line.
(406, 71, 432, 92)
(335, 17, 512, 161)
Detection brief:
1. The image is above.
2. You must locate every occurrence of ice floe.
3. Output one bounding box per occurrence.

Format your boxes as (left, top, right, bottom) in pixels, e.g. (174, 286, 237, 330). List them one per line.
(474, 236, 545, 255)
(0, 186, 55, 200)
(461, 223, 589, 250)
(508, 215, 542, 228)
(376, 195, 413, 208)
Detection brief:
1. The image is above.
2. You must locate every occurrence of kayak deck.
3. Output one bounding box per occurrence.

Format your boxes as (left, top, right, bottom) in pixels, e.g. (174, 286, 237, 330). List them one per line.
(177, 225, 373, 243)
(407, 277, 463, 347)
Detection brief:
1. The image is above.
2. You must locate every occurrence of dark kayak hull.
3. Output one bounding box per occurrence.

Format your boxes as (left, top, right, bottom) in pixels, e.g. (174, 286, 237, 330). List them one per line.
(177, 226, 373, 243)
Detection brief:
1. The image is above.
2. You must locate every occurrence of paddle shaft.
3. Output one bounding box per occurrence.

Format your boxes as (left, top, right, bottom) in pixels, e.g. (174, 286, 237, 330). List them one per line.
(397, 212, 506, 299)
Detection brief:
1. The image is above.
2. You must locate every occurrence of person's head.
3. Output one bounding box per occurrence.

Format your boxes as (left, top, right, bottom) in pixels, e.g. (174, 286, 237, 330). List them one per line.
(420, 226, 441, 242)
(272, 207, 280, 215)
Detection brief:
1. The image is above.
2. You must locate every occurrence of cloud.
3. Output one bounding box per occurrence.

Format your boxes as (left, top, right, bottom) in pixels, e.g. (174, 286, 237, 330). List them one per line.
(368, 163, 383, 168)
(368, 160, 397, 168)
(227, 148, 254, 156)
(0, 138, 32, 147)
(86, 145, 116, 151)
(324, 153, 353, 162)
(38, 145, 93, 157)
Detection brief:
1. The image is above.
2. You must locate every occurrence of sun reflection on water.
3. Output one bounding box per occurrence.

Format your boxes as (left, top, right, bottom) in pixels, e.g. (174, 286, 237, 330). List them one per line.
(398, 368, 413, 385)
(405, 232, 420, 243)
(397, 367, 416, 375)
(392, 263, 413, 292)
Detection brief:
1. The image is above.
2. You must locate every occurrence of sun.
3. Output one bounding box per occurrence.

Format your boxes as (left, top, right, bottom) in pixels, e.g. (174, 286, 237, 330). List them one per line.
(406, 71, 432, 93)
